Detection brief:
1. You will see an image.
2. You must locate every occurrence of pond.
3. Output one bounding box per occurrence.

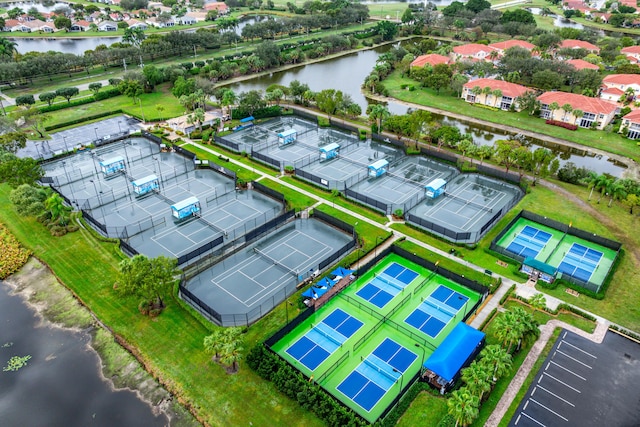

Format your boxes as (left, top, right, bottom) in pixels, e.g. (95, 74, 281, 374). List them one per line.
(12, 36, 123, 55)
(0, 281, 169, 426)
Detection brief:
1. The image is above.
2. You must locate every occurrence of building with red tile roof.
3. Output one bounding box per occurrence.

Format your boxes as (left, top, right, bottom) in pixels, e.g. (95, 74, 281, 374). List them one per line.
(600, 87, 625, 102)
(601, 74, 640, 101)
(410, 54, 450, 68)
(537, 92, 617, 129)
(567, 58, 599, 71)
(462, 78, 531, 111)
(204, 2, 229, 13)
(451, 44, 497, 62)
(621, 109, 640, 139)
(621, 46, 640, 64)
(488, 40, 535, 55)
(558, 39, 600, 53)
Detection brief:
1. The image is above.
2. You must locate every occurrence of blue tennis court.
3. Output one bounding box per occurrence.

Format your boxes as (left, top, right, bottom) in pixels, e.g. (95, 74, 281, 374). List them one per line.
(506, 225, 552, 258)
(405, 297, 457, 338)
(337, 338, 417, 412)
(356, 273, 410, 309)
(286, 309, 363, 370)
(557, 243, 603, 282)
(430, 285, 469, 311)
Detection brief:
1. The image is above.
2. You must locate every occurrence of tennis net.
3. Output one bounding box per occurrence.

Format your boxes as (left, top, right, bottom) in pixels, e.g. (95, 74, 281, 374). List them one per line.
(254, 247, 297, 278)
(424, 298, 457, 319)
(375, 274, 404, 292)
(314, 322, 344, 346)
(363, 357, 398, 384)
(444, 193, 493, 213)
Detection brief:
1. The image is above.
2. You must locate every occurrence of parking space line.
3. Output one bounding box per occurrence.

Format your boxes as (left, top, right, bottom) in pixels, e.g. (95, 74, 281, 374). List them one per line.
(520, 412, 546, 427)
(560, 340, 598, 359)
(541, 373, 582, 393)
(550, 360, 587, 380)
(536, 385, 575, 407)
(530, 398, 569, 421)
(556, 349, 593, 369)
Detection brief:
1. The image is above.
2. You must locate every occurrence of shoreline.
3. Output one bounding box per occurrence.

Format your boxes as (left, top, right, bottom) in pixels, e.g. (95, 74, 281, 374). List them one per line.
(3, 257, 197, 427)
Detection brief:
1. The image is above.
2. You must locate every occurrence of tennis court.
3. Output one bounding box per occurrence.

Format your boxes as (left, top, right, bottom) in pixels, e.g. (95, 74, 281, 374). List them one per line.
(337, 338, 417, 412)
(407, 173, 522, 243)
(557, 243, 603, 282)
(272, 253, 481, 423)
(286, 308, 364, 370)
(505, 225, 553, 259)
(405, 285, 468, 338)
(184, 218, 354, 326)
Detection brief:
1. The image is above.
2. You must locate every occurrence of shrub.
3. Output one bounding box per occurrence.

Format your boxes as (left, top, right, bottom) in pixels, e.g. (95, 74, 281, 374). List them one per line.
(500, 284, 516, 305)
(44, 110, 123, 131)
(545, 119, 578, 130)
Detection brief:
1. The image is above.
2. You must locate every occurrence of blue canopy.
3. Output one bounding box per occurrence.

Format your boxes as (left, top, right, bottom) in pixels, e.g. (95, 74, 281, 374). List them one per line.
(318, 277, 336, 288)
(424, 323, 485, 383)
(331, 267, 354, 278)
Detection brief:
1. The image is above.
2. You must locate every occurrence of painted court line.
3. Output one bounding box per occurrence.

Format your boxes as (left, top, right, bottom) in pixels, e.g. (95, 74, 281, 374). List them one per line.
(558, 340, 598, 359)
(548, 361, 586, 381)
(541, 373, 581, 393)
(529, 398, 568, 421)
(555, 349, 593, 369)
(536, 385, 575, 407)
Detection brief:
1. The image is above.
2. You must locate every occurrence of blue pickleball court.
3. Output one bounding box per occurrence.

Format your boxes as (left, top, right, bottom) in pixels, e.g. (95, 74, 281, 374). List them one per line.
(506, 225, 552, 259)
(356, 263, 418, 309)
(286, 308, 363, 370)
(337, 338, 417, 412)
(557, 243, 603, 282)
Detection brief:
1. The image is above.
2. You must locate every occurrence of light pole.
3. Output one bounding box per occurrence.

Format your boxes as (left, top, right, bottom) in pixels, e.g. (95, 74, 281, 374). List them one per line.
(62, 135, 68, 152)
(392, 368, 404, 391)
(117, 120, 123, 135)
(89, 179, 99, 200)
(356, 248, 365, 272)
(414, 343, 426, 376)
(374, 236, 383, 258)
(94, 127, 99, 142)
(138, 98, 146, 123)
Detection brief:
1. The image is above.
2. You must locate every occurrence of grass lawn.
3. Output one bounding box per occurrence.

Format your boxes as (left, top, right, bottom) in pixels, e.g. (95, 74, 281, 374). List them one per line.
(396, 390, 449, 427)
(383, 71, 640, 162)
(186, 141, 281, 178)
(0, 185, 323, 427)
(44, 84, 185, 129)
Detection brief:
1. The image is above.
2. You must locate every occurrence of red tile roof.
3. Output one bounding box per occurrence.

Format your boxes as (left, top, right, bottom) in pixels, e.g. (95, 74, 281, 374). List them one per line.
(463, 78, 531, 98)
(623, 109, 640, 122)
(488, 40, 535, 51)
(453, 43, 495, 56)
(537, 92, 616, 115)
(410, 54, 450, 68)
(621, 46, 640, 55)
(603, 74, 640, 86)
(567, 59, 599, 70)
(559, 39, 600, 52)
(601, 87, 625, 96)
(204, 2, 229, 11)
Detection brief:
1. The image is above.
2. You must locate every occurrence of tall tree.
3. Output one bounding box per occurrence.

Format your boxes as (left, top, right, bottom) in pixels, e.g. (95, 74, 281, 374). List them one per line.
(116, 255, 180, 311)
(461, 360, 491, 400)
(479, 344, 512, 382)
(315, 89, 343, 122)
(447, 387, 480, 427)
(367, 104, 390, 133)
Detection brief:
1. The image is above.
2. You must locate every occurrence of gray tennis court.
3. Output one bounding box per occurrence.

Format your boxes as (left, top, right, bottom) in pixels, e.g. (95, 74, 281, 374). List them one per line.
(184, 218, 355, 326)
(41, 134, 284, 262)
(407, 173, 522, 243)
(349, 156, 459, 207)
(221, 116, 318, 152)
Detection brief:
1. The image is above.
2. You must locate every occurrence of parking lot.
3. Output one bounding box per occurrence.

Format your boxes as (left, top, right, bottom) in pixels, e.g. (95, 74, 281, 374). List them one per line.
(509, 329, 640, 427)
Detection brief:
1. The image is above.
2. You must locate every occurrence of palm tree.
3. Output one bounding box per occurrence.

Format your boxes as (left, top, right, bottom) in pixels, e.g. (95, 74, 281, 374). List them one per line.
(492, 89, 503, 107)
(573, 109, 584, 125)
(597, 176, 613, 204)
(608, 179, 627, 207)
(367, 104, 390, 134)
(492, 310, 520, 353)
(220, 89, 237, 118)
(461, 360, 491, 400)
(447, 387, 480, 427)
(560, 103, 573, 122)
(219, 328, 244, 373)
(479, 344, 512, 382)
(529, 293, 546, 315)
(584, 171, 599, 200)
(476, 145, 494, 165)
(592, 174, 609, 202)
(0, 37, 17, 60)
(548, 102, 560, 119)
(45, 192, 70, 225)
(203, 329, 225, 360)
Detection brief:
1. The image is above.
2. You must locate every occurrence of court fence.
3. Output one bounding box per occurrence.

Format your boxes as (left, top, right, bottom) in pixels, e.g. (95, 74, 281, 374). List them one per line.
(251, 148, 282, 172)
(252, 180, 286, 205)
(489, 210, 621, 293)
(212, 135, 240, 152)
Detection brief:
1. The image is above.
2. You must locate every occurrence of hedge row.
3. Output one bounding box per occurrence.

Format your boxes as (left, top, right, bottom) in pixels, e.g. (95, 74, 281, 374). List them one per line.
(479, 308, 498, 331)
(545, 119, 578, 131)
(246, 344, 367, 427)
(45, 110, 123, 131)
(38, 88, 121, 113)
(499, 284, 516, 305)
